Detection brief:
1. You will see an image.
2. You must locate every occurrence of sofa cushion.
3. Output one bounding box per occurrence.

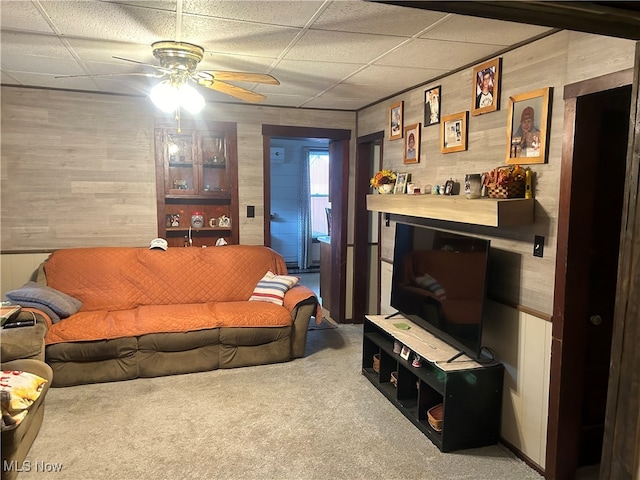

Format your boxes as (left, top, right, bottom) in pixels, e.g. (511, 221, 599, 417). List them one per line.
(0, 370, 48, 430)
(5, 282, 82, 324)
(249, 271, 299, 306)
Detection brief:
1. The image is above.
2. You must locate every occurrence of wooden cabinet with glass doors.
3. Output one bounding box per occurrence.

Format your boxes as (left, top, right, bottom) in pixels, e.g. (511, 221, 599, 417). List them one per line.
(155, 120, 239, 247)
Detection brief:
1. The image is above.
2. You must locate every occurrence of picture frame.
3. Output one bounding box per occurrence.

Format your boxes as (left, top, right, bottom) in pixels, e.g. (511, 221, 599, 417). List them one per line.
(424, 85, 441, 126)
(403, 123, 420, 164)
(471, 57, 501, 116)
(400, 345, 411, 361)
(440, 112, 468, 154)
(394, 172, 410, 194)
(505, 87, 552, 164)
(389, 101, 404, 140)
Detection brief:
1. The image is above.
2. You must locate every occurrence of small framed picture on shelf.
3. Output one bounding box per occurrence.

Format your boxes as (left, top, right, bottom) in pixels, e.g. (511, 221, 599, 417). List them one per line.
(441, 111, 468, 154)
(403, 123, 420, 164)
(424, 85, 441, 126)
(400, 345, 411, 361)
(471, 57, 501, 116)
(389, 101, 404, 140)
(506, 87, 552, 164)
(394, 172, 410, 194)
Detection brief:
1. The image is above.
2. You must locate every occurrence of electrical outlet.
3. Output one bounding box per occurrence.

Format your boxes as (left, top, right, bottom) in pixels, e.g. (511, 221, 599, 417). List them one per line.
(533, 235, 544, 257)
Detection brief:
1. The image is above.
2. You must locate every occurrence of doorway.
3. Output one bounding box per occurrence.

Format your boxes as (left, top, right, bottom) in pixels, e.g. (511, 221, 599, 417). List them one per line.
(268, 137, 330, 274)
(262, 125, 351, 323)
(547, 73, 632, 480)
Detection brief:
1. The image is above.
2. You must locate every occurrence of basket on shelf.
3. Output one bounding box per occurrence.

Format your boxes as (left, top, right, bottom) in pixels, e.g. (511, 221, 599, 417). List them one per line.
(427, 403, 444, 432)
(373, 354, 380, 373)
(483, 165, 527, 199)
(487, 180, 525, 199)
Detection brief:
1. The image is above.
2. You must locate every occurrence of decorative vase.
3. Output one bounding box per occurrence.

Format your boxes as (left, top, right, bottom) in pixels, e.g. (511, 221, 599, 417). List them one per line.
(378, 184, 393, 194)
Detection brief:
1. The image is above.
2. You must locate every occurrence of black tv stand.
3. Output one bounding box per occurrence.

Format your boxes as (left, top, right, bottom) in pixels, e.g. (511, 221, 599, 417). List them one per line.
(445, 351, 465, 363)
(362, 315, 503, 452)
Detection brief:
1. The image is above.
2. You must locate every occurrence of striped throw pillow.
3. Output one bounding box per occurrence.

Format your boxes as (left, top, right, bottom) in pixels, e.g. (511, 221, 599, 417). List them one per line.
(249, 271, 299, 306)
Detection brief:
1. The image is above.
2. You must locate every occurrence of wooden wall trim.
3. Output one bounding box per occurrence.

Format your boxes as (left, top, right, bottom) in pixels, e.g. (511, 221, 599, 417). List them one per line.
(564, 68, 634, 100)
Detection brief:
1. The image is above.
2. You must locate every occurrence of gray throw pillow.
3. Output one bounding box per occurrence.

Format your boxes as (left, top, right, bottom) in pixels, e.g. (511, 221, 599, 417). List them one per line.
(5, 281, 82, 321)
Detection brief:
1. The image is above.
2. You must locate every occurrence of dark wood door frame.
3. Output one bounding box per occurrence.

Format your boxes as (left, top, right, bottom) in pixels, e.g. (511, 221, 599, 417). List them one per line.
(547, 64, 640, 480)
(353, 131, 384, 324)
(262, 125, 351, 323)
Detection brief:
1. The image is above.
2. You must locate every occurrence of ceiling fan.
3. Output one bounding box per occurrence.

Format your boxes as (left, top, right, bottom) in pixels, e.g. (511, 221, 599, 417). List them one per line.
(57, 40, 280, 105)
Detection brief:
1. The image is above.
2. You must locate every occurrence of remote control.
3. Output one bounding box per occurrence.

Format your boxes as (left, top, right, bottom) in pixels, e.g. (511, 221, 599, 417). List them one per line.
(3, 319, 36, 329)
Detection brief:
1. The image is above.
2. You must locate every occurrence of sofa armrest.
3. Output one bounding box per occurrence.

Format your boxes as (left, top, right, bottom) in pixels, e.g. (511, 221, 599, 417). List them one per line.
(283, 285, 319, 359)
(1, 359, 53, 384)
(0, 315, 48, 363)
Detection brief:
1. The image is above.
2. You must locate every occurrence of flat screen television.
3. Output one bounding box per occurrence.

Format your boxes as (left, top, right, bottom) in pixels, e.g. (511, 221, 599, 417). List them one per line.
(390, 223, 490, 361)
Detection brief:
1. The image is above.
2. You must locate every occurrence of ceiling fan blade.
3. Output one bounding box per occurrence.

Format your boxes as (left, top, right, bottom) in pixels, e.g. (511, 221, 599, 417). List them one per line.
(198, 78, 266, 103)
(198, 71, 280, 85)
(55, 72, 163, 79)
(113, 56, 172, 73)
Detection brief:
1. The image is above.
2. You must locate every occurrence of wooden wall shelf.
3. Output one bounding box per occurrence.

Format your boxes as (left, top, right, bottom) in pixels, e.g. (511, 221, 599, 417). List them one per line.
(366, 194, 534, 227)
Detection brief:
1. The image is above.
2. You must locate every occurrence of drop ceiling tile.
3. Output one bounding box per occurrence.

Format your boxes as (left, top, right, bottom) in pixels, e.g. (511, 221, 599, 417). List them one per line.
(422, 15, 552, 45)
(1, 31, 74, 60)
(181, 17, 301, 57)
(0, 1, 55, 33)
(183, 0, 325, 27)
(64, 38, 157, 65)
(284, 29, 404, 64)
(199, 53, 276, 74)
(3, 71, 99, 91)
(374, 38, 503, 70)
(320, 82, 396, 100)
(301, 95, 367, 110)
(347, 64, 447, 89)
(270, 59, 364, 84)
(312, 1, 447, 36)
(38, 0, 175, 44)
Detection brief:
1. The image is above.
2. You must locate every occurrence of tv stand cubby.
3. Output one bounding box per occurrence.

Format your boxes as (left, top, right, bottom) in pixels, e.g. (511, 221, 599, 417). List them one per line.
(362, 315, 503, 452)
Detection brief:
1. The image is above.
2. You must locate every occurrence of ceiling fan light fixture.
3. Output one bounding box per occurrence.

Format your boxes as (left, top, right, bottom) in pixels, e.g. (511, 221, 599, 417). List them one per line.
(178, 84, 205, 114)
(150, 81, 180, 113)
(150, 81, 205, 114)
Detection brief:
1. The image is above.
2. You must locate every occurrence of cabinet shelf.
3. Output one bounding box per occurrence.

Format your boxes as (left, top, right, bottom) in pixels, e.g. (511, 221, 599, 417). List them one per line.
(366, 194, 533, 227)
(166, 227, 231, 232)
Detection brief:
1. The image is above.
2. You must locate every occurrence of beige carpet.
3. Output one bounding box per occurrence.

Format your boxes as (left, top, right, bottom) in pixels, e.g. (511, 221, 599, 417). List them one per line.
(21, 324, 543, 480)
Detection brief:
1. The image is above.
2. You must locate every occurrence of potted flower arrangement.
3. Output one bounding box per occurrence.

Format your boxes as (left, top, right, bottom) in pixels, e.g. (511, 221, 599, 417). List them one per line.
(370, 169, 397, 194)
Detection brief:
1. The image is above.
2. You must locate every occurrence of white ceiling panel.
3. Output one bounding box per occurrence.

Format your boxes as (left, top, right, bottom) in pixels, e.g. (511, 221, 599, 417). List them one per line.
(423, 14, 552, 45)
(284, 29, 404, 63)
(39, 1, 175, 43)
(183, 0, 326, 27)
(0, 0, 557, 111)
(0, 1, 56, 33)
(311, 1, 448, 37)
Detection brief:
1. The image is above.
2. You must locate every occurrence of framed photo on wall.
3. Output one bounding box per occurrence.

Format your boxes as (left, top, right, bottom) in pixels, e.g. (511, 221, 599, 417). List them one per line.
(424, 85, 441, 126)
(440, 112, 468, 153)
(403, 123, 420, 164)
(389, 101, 404, 140)
(506, 87, 552, 164)
(471, 58, 501, 116)
(394, 172, 410, 194)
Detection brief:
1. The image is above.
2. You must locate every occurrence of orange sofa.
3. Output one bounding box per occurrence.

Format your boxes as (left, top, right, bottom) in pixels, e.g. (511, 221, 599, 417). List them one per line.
(29, 245, 319, 387)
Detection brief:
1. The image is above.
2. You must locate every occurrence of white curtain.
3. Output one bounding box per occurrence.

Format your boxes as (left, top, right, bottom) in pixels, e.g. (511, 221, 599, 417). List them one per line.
(297, 148, 312, 270)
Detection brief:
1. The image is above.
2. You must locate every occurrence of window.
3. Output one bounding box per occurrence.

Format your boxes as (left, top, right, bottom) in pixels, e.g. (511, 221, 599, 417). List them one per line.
(309, 149, 329, 238)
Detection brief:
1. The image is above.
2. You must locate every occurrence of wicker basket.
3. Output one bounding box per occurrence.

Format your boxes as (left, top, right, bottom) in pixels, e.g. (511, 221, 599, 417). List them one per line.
(373, 354, 380, 373)
(487, 180, 525, 199)
(427, 403, 444, 432)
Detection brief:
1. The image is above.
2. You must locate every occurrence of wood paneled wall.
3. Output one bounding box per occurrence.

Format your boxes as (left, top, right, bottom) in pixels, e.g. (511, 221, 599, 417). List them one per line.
(0, 89, 356, 252)
(357, 30, 636, 316)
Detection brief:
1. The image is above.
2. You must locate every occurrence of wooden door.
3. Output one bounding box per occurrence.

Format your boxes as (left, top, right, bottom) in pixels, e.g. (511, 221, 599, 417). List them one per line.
(548, 78, 632, 479)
